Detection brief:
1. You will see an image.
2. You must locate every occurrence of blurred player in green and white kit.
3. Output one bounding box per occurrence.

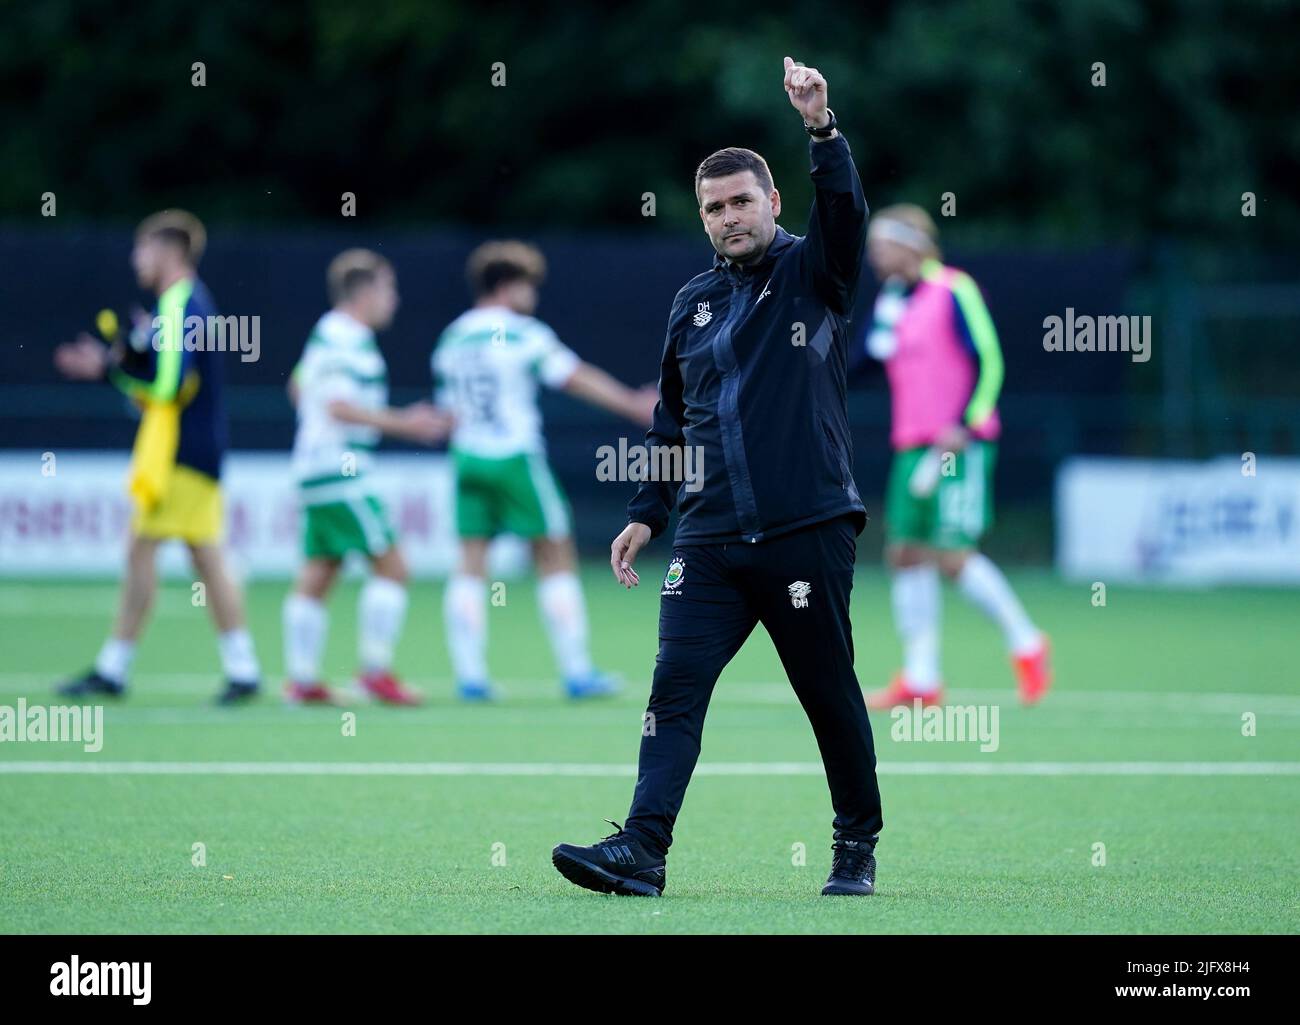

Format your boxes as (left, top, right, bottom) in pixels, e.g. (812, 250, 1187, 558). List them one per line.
(283, 249, 453, 706)
(433, 241, 656, 701)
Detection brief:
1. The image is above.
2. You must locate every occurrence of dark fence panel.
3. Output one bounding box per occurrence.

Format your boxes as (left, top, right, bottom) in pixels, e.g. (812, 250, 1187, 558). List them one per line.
(0, 224, 1135, 551)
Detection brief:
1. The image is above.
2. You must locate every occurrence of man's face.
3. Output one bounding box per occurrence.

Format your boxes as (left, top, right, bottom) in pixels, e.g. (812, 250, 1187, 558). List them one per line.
(867, 234, 914, 281)
(698, 171, 781, 265)
(363, 267, 400, 329)
(131, 236, 164, 290)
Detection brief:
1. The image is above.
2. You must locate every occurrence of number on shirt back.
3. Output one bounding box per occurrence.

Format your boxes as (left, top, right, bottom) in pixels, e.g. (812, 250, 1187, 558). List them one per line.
(456, 368, 500, 429)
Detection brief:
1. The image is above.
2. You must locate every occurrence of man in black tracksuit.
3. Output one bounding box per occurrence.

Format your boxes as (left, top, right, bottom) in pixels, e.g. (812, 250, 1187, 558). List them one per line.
(552, 57, 882, 897)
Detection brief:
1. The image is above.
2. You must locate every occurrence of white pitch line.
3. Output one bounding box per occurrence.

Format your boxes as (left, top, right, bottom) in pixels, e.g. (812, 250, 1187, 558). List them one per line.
(953, 688, 1300, 715)
(0, 673, 1297, 715)
(6, 708, 1296, 732)
(1, 761, 1298, 777)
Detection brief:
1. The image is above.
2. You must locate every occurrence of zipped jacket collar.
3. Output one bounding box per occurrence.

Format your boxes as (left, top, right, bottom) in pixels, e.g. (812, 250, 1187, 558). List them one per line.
(711, 226, 797, 278)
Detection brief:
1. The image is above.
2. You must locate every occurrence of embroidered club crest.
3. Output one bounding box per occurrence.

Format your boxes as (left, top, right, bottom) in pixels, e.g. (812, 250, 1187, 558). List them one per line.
(663, 557, 685, 593)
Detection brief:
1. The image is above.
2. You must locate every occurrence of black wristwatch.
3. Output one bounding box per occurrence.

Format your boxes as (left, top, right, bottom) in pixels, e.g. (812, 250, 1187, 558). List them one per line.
(804, 107, 837, 138)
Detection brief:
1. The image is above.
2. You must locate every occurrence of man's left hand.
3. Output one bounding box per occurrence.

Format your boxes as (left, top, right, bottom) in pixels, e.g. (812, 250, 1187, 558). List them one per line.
(784, 56, 829, 128)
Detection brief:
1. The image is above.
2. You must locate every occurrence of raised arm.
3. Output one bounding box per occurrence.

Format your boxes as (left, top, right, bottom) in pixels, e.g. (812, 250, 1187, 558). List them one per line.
(784, 56, 868, 315)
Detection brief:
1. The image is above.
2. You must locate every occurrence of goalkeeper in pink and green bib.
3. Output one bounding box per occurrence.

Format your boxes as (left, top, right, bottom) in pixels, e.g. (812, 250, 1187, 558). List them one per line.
(861, 204, 1051, 709)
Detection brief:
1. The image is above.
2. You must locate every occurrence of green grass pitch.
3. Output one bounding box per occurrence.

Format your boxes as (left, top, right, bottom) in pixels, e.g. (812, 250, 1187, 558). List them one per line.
(1, 567, 1296, 934)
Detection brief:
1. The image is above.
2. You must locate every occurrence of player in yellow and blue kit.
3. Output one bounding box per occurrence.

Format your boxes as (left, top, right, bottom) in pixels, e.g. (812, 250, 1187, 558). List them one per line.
(53, 210, 263, 704)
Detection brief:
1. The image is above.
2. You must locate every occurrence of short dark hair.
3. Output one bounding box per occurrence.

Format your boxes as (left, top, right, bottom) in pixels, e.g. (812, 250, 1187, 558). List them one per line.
(327, 249, 392, 305)
(694, 147, 774, 203)
(466, 240, 547, 298)
(136, 209, 207, 265)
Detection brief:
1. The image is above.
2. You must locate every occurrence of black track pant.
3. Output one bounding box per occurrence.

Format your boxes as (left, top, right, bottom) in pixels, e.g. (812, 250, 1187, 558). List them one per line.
(623, 514, 883, 855)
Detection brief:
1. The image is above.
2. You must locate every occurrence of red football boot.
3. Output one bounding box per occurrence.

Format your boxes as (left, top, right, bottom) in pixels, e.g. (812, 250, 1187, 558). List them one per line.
(864, 673, 944, 711)
(283, 681, 339, 705)
(1014, 636, 1053, 706)
(357, 670, 424, 706)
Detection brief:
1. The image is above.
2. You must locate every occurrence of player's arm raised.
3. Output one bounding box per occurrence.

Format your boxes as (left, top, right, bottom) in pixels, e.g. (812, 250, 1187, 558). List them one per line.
(784, 54, 832, 135)
(785, 55, 867, 315)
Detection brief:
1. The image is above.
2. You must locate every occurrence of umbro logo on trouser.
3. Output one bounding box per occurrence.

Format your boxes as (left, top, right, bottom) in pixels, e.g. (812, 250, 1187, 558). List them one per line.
(602, 844, 635, 865)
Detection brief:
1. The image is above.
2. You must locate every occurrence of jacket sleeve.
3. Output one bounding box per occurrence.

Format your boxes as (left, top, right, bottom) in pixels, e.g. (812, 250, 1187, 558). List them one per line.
(109, 291, 192, 403)
(626, 294, 688, 539)
(950, 273, 1004, 430)
(801, 133, 868, 316)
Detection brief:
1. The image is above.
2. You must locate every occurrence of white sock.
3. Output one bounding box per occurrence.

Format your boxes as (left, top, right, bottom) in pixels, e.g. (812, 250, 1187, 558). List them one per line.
(94, 637, 136, 685)
(891, 565, 941, 692)
(957, 553, 1042, 655)
(218, 628, 261, 682)
(283, 593, 328, 684)
(359, 576, 408, 673)
(537, 571, 593, 680)
(444, 574, 488, 682)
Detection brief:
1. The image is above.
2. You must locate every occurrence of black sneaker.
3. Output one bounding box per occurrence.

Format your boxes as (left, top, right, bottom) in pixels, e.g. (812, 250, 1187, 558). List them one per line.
(552, 820, 666, 897)
(215, 679, 260, 705)
(821, 839, 877, 896)
(58, 669, 126, 699)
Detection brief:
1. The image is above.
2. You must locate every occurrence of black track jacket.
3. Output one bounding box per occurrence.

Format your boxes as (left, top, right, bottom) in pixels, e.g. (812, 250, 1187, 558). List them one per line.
(628, 131, 869, 545)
